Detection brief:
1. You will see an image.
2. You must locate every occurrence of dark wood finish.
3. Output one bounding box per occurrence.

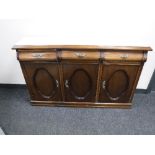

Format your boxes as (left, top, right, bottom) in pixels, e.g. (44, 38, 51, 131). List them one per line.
(13, 45, 152, 51)
(62, 63, 99, 102)
(102, 51, 145, 61)
(99, 63, 140, 103)
(31, 100, 132, 108)
(18, 51, 57, 61)
(20, 62, 62, 101)
(61, 50, 100, 60)
(13, 44, 152, 108)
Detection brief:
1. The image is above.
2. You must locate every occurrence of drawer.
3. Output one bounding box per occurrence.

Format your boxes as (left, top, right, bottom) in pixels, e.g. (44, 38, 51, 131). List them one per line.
(61, 50, 100, 60)
(18, 51, 57, 61)
(102, 51, 145, 61)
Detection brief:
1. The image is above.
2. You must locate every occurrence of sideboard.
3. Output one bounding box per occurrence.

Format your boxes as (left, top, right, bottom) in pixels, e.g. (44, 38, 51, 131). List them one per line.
(13, 41, 152, 108)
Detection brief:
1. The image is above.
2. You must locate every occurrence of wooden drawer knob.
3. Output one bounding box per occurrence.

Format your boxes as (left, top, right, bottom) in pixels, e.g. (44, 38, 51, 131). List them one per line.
(74, 52, 86, 58)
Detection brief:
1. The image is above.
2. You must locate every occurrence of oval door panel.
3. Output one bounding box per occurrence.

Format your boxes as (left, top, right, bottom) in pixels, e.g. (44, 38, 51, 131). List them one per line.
(69, 69, 92, 100)
(106, 70, 129, 100)
(33, 68, 57, 99)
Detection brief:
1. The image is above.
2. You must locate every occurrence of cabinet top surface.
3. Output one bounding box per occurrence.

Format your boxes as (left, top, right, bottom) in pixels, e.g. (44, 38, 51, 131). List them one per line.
(12, 37, 152, 51)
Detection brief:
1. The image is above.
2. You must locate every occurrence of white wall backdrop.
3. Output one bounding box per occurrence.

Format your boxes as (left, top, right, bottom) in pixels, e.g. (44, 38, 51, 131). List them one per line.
(0, 0, 155, 89)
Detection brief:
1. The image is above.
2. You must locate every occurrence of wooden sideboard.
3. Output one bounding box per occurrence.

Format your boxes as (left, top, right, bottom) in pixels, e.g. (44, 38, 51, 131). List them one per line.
(13, 42, 152, 108)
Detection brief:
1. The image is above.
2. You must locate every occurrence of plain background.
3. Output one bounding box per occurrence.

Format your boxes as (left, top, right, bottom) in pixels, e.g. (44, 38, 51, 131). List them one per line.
(0, 0, 155, 89)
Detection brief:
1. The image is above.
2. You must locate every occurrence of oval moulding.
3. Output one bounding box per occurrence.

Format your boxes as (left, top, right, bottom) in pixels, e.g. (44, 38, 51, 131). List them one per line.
(69, 69, 92, 100)
(106, 70, 129, 100)
(33, 68, 57, 99)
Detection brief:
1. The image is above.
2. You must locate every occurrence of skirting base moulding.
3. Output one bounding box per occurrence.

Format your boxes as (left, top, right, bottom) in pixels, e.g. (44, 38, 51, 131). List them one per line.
(13, 38, 152, 108)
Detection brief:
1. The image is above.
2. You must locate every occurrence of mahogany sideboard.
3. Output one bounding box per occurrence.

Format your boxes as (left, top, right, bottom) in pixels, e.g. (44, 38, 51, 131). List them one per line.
(13, 43, 152, 108)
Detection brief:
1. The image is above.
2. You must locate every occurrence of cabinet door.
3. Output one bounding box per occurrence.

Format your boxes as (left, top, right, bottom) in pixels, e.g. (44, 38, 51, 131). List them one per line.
(21, 62, 62, 101)
(62, 64, 99, 102)
(99, 64, 140, 103)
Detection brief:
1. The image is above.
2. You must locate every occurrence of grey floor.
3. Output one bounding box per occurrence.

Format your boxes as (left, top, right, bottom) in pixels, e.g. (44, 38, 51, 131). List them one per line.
(0, 86, 155, 135)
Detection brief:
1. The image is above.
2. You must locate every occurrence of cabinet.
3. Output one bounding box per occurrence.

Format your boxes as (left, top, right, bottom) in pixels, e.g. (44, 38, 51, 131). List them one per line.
(13, 42, 152, 108)
(99, 63, 140, 103)
(62, 63, 99, 102)
(21, 62, 61, 101)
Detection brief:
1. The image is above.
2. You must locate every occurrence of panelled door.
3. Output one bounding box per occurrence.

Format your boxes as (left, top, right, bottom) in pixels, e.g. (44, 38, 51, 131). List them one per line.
(99, 64, 141, 103)
(21, 62, 62, 101)
(62, 63, 99, 102)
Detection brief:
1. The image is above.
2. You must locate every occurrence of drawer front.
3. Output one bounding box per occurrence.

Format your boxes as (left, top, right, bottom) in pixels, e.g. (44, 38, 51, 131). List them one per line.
(18, 51, 57, 61)
(102, 51, 145, 61)
(61, 50, 100, 60)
